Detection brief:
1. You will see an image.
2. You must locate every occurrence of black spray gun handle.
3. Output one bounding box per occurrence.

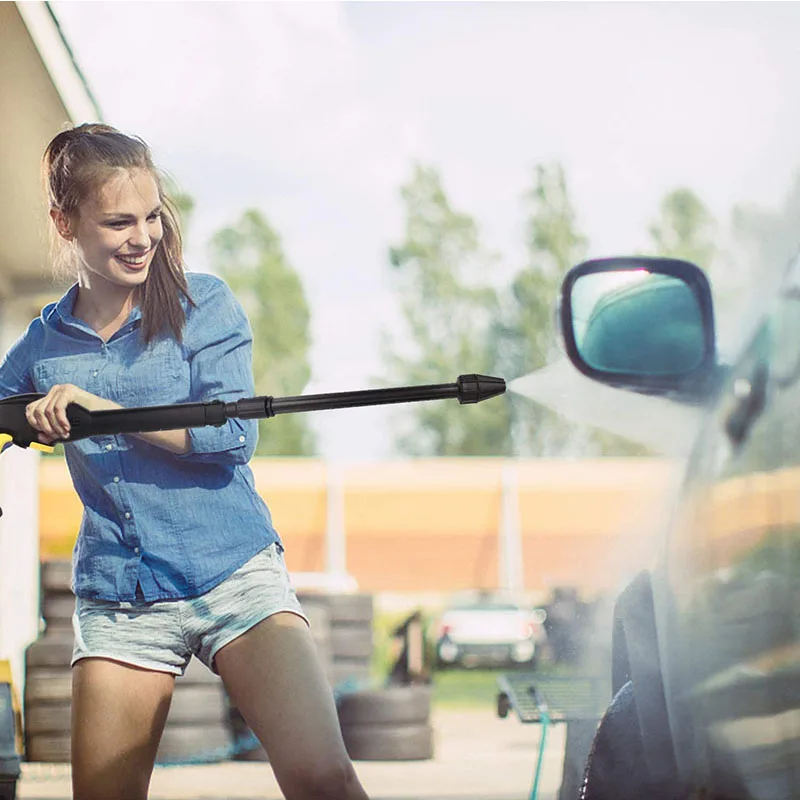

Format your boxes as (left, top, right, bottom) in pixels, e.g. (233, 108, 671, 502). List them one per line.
(0, 373, 506, 449)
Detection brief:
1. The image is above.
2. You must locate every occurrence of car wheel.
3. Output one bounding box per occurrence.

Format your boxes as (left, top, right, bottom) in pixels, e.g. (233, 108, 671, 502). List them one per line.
(607, 571, 681, 792)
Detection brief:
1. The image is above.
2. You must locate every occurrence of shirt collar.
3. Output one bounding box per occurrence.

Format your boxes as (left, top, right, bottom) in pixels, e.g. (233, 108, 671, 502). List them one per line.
(45, 283, 142, 336)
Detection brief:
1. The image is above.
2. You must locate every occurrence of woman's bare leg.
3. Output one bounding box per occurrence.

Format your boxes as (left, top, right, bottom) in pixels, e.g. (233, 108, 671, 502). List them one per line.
(71, 658, 175, 800)
(216, 612, 369, 800)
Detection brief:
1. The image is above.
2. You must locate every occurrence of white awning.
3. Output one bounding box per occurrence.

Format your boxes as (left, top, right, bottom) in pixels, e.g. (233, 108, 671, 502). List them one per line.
(0, 1, 100, 317)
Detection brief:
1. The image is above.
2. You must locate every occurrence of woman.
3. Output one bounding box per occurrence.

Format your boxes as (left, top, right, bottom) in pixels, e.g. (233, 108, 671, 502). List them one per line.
(0, 123, 369, 800)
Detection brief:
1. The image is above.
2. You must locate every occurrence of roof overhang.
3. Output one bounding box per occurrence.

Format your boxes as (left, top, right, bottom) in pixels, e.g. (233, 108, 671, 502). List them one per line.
(0, 2, 100, 318)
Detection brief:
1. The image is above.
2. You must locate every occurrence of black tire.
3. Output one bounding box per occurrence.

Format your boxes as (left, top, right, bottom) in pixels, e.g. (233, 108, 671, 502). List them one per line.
(299, 594, 373, 625)
(41, 593, 75, 625)
(227, 709, 269, 762)
(303, 603, 331, 640)
(24, 702, 70, 736)
(337, 686, 431, 726)
(328, 660, 372, 687)
(341, 721, 434, 761)
(40, 561, 72, 594)
(25, 668, 72, 704)
(304, 604, 332, 672)
(176, 657, 220, 686)
(167, 686, 227, 725)
(155, 724, 232, 765)
(233, 744, 269, 762)
(313, 638, 333, 669)
(610, 571, 679, 790)
(330, 627, 373, 660)
(25, 733, 70, 763)
(25, 636, 73, 670)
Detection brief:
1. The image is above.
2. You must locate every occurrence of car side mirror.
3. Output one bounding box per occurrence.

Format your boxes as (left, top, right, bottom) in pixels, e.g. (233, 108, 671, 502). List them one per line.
(558, 256, 719, 400)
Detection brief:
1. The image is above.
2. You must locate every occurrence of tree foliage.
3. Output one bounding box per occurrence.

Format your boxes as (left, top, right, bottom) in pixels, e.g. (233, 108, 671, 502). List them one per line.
(501, 162, 587, 378)
(648, 188, 716, 268)
(497, 162, 593, 455)
(163, 175, 196, 242)
(383, 164, 512, 456)
(730, 173, 800, 278)
(209, 210, 316, 456)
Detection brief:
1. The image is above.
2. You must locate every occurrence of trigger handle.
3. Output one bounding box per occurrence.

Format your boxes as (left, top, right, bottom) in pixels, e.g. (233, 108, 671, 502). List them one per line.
(29, 442, 55, 454)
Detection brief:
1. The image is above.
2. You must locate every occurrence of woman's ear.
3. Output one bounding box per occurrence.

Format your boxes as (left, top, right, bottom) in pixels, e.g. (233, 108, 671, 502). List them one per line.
(49, 208, 73, 241)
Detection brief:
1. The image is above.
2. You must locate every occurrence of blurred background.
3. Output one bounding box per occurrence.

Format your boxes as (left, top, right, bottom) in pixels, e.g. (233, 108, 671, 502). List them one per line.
(3, 0, 800, 787)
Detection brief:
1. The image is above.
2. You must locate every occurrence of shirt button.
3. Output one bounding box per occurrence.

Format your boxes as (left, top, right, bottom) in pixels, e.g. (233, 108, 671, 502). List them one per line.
(92, 370, 99, 378)
(133, 547, 140, 554)
(238, 435, 245, 442)
(113, 476, 120, 483)
(105, 444, 113, 451)
(124, 512, 131, 520)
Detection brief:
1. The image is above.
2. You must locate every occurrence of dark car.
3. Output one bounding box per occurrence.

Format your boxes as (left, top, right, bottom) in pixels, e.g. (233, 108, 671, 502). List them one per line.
(557, 255, 800, 799)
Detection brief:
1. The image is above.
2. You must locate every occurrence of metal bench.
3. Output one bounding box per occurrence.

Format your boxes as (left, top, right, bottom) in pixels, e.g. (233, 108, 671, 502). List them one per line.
(497, 672, 608, 800)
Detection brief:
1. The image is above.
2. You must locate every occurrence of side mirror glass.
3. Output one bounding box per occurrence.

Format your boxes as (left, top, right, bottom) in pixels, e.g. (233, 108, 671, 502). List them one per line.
(560, 257, 717, 397)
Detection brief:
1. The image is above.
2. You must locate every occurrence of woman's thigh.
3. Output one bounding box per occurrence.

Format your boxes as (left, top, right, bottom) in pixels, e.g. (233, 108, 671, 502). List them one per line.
(215, 612, 367, 800)
(71, 658, 175, 800)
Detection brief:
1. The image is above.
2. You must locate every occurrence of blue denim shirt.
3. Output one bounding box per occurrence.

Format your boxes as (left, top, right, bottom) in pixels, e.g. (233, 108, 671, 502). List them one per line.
(0, 272, 281, 601)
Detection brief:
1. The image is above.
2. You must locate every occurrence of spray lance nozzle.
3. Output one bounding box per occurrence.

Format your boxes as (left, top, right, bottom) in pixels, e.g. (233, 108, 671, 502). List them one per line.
(456, 373, 507, 404)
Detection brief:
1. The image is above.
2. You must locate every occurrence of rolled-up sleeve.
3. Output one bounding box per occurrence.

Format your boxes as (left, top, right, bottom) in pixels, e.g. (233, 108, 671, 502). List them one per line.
(176, 277, 259, 465)
(0, 322, 38, 399)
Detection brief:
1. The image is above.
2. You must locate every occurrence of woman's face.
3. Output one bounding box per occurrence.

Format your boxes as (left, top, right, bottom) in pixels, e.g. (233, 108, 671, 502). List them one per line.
(67, 168, 163, 292)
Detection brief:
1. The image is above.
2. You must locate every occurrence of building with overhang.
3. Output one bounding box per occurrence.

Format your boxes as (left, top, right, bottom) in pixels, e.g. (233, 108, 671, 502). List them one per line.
(0, 1, 100, 687)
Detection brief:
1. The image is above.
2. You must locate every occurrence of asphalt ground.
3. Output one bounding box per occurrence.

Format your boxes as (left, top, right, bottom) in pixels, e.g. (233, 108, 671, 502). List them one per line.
(16, 707, 568, 800)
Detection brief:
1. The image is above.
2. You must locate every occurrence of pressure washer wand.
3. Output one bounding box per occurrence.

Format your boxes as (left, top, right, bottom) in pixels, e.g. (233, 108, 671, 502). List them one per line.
(0, 374, 506, 448)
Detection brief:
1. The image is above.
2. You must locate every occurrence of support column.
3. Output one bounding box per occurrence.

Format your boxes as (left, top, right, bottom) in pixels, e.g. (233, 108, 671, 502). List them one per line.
(325, 461, 347, 580)
(0, 446, 41, 697)
(499, 461, 524, 593)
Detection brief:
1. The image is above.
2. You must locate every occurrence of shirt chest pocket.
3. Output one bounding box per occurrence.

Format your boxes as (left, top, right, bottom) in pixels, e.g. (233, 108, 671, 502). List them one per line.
(32, 355, 99, 396)
(116, 349, 189, 407)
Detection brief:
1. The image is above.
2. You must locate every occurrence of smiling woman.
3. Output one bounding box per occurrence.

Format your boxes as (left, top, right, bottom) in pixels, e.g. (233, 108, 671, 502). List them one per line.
(0, 123, 371, 800)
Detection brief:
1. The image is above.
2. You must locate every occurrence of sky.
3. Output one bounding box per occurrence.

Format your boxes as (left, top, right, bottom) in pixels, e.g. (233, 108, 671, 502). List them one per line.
(51, 1, 800, 460)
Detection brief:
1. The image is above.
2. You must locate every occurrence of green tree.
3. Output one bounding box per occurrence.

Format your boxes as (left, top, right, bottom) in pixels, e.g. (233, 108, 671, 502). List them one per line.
(500, 162, 646, 456)
(498, 162, 589, 455)
(209, 210, 316, 456)
(382, 164, 512, 456)
(730, 173, 800, 281)
(162, 175, 196, 241)
(506, 162, 587, 371)
(648, 188, 716, 268)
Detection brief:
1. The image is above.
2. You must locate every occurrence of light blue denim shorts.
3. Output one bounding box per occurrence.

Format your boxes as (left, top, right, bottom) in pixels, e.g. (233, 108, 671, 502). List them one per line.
(72, 543, 308, 676)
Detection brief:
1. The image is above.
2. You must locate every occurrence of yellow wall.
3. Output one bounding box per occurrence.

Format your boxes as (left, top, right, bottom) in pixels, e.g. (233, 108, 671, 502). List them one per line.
(39, 457, 678, 593)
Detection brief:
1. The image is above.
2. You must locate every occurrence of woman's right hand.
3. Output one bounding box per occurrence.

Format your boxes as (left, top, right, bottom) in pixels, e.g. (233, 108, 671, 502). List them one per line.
(25, 384, 111, 444)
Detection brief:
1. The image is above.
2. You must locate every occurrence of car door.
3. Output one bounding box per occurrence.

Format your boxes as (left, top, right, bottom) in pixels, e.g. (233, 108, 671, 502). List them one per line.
(659, 255, 800, 799)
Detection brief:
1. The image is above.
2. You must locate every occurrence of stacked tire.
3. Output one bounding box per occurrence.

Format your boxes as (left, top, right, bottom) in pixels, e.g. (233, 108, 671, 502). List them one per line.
(26, 560, 232, 765)
(156, 658, 232, 765)
(298, 593, 374, 688)
(225, 598, 335, 762)
(338, 685, 434, 761)
(24, 561, 74, 763)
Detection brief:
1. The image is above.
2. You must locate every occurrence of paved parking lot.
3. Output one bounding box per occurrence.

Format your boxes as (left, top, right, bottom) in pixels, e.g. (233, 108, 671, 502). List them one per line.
(17, 707, 569, 800)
